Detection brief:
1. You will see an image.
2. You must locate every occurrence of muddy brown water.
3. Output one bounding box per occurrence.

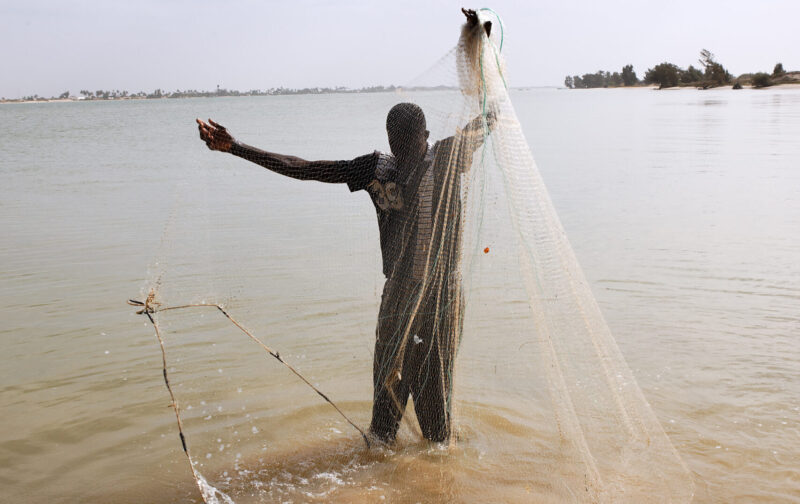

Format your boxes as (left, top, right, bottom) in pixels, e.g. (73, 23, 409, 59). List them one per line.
(1, 88, 798, 502)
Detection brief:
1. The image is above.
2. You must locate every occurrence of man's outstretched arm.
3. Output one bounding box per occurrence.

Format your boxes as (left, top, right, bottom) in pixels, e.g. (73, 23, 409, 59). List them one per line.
(462, 106, 498, 136)
(196, 118, 377, 188)
(430, 106, 498, 176)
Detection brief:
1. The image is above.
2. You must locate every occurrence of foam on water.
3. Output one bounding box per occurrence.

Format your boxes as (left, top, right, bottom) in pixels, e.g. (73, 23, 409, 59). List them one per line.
(196, 470, 235, 504)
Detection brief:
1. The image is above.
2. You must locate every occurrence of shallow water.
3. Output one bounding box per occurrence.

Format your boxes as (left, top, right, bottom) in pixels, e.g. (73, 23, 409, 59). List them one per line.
(1, 87, 798, 503)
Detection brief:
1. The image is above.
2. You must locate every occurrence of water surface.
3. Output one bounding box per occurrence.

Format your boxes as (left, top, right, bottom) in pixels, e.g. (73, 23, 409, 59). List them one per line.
(1, 87, 798, 502)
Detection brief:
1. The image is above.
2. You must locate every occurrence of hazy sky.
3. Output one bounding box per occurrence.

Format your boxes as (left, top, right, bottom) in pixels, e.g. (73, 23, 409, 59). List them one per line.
(2, 0, 798, 98)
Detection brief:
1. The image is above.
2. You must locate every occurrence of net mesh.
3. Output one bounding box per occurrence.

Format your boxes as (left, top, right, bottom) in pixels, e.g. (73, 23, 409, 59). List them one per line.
(135, 9, 693, 503)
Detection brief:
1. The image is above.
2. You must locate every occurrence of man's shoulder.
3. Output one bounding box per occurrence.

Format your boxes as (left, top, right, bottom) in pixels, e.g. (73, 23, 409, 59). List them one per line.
(345, 150, 382, 193)
(374, 151, 396, 181)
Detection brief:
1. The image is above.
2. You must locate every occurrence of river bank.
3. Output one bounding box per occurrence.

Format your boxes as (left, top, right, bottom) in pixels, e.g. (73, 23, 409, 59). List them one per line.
(5, 81, 800, 105)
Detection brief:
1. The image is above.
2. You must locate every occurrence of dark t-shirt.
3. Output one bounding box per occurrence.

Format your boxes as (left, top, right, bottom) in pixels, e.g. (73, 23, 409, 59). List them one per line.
(230, 115, 488, 281)
(231, 141, 441, 280)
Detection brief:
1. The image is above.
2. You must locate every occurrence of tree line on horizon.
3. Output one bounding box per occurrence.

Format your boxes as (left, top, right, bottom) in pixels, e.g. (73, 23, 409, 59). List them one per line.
(4, 84, 402, 102)
(565, 50, 791, 90)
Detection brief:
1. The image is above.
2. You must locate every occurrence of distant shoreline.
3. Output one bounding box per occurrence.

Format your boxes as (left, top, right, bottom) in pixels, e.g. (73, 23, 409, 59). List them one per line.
(4, 83, 800, 105)
(0, 85, 420, 105)
(566, 63, 800, 91)
(566, 82, 800, 91)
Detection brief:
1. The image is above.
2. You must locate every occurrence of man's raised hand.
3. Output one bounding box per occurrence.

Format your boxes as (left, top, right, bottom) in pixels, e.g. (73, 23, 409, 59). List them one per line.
(196, 118, 233, 152)
(461, 8, 492, 37)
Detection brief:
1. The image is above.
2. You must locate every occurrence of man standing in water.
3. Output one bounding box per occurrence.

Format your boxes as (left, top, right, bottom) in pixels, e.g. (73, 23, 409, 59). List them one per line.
(197, 10, 492, 444)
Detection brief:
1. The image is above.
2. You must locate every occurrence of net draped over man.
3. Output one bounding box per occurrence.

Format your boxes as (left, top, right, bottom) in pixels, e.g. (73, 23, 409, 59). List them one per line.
(197, 10, 493, 445)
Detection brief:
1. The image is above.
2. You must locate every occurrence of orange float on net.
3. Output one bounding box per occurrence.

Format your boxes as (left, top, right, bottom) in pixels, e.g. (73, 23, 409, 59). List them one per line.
(483, 247, 490, 254)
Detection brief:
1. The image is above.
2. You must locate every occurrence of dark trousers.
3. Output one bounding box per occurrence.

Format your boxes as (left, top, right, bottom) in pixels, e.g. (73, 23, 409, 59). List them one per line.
(369, 278, 460, 443)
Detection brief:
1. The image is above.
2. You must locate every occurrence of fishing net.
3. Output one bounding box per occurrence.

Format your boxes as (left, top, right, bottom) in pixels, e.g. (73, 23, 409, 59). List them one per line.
(132, 8, 693, 503)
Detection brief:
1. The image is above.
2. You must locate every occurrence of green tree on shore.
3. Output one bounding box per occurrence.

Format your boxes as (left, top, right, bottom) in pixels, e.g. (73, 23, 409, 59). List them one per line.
(565, 70, 626, 89)
(680, 65, 704, 84)
(644, 63, 681, 89)
(752, 73, 773, 88)
(621, 64, 638, 86)
(699, 49, 732, 88)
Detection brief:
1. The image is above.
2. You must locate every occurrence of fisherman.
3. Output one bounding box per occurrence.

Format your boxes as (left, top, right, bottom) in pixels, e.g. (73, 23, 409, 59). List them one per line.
(197, 10, 493, 444)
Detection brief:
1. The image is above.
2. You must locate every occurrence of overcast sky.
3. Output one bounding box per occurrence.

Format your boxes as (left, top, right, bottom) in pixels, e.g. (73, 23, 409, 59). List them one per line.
(2, 0, 798, 98)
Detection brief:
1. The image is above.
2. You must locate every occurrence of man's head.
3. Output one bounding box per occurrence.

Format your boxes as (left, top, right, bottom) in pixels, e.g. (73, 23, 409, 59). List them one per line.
(386, 103, 429, 164)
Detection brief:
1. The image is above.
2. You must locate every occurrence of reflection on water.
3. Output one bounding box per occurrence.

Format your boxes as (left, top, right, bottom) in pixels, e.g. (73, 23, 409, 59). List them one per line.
(1, 87, 799, 502)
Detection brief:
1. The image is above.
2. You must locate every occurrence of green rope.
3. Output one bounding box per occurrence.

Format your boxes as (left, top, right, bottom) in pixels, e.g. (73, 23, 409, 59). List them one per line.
(490, 44, 508, 91)
(477, 8, 507, 129)
(479, 7, 504, 53)
(479, 38, 488, 123)
(477, 8, 508, 91)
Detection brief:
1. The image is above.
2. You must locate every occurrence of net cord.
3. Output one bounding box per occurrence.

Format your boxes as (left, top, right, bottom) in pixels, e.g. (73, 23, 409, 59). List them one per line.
(127, 292, 372, 502)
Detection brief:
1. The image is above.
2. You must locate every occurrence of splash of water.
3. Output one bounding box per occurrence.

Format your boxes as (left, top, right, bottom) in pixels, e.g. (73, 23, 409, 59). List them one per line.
(196, 470, 235, 504)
